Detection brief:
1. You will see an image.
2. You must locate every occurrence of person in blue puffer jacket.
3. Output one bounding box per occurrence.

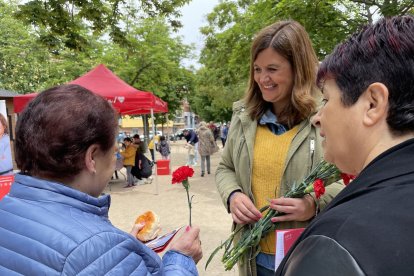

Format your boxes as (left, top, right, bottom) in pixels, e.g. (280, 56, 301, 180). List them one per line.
(0, 84, 202, 275)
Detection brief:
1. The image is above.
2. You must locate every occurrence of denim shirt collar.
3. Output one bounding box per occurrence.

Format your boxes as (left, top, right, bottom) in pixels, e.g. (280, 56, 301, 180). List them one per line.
(259, 109, 287, 135)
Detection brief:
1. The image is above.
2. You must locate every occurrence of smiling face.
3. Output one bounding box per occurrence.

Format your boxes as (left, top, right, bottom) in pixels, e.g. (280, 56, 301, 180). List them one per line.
(253, 48, 294, 113)
(312, 79, 367, 175)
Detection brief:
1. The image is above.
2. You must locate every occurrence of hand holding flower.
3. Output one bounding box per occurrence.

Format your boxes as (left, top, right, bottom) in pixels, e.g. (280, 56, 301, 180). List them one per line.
(170, 225, 203, 264)
(229, 192, 262, 224)
(206, 159, 346, 271)
(270, 196, 317, 223)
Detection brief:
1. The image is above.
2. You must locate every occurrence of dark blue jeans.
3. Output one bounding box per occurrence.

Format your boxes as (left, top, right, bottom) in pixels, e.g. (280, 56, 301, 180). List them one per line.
(257, 264, 274, 276)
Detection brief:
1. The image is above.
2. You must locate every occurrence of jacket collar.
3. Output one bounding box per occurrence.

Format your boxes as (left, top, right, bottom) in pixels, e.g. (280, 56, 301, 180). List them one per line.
(10, 174, 111, 218)
(326, 138, 414, 210)
(237, 102, 313, 175)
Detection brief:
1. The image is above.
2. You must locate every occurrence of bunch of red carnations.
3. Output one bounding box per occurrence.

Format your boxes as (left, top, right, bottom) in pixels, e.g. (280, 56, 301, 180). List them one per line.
(206, 159, 351, 271)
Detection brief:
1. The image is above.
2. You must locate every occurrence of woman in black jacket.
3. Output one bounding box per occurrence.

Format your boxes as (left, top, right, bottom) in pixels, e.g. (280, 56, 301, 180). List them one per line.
(277, 15, 414, 276)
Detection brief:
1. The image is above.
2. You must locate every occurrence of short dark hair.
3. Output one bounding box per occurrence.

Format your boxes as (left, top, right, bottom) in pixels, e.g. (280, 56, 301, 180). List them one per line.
(124, 137, 133, 143)
(317, 15, 414, 134)
(133, 134, 140, 139)
(15, 84, 118, 180)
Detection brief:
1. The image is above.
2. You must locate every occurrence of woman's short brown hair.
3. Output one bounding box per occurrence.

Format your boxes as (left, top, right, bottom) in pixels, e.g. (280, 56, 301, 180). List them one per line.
(245, 20, 319, 128)
(0, 113, 8, 135)
(15, 84, 118, 180)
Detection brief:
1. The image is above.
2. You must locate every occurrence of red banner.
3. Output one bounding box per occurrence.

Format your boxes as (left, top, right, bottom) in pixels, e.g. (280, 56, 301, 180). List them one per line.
(0, 175, 14, 200)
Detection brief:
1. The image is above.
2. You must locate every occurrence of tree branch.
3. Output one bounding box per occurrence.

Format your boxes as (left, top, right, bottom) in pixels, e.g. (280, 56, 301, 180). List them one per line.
(350, 0, 377, 6)
(399, 2, 414, 14)
(129, 62, 152, 86)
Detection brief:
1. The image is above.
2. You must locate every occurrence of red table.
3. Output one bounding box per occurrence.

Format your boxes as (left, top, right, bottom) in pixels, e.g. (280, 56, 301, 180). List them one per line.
(0, 175, 14, 200)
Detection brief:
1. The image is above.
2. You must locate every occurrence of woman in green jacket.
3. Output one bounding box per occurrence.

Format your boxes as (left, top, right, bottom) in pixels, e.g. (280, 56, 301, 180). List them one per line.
(215, 20, 343, 276)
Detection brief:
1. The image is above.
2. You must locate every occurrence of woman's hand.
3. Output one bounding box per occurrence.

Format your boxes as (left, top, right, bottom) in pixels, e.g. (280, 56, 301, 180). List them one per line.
(170, 225, 203, 264)
(270, 195, 316, 223)
(229, 192, 262, 224)
(130, 222, 145, 237)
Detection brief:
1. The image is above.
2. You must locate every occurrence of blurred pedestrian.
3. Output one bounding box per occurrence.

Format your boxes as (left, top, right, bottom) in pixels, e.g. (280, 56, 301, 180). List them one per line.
(133, 134, 147, 154)
(0, 113, 13, 176)
(157, 135, 170, 160)
(185, 143, 196, 166)
(183, 129, 198, 166)
(197, 121, 216, 176)
(148, 134, 160, 162)
(220, 123, 228, 148)
(121, 137, 137, 188)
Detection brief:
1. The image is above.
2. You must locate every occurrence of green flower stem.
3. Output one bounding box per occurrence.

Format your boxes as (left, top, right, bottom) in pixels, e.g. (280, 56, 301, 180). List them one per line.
(185, 186, 192, 227)
(206, 160, 342, 271)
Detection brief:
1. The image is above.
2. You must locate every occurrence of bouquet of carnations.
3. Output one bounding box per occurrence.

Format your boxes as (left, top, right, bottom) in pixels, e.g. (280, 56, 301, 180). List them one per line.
(206, 160, 348, 271)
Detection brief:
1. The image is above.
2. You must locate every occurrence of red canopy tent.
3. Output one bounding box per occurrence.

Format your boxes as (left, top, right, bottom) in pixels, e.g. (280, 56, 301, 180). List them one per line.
(13, 64, 168, 115)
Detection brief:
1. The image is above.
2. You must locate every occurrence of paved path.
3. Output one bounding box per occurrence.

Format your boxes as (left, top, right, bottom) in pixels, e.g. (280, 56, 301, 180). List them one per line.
(105, 140, 238, 275)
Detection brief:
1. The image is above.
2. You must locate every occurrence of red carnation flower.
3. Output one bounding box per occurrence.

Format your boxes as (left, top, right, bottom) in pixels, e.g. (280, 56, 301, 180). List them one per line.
(172, 166, 195, 226)
(341, 173, 356, 186)
(313, 179, 325, 199)
(172, 166, 194, 184)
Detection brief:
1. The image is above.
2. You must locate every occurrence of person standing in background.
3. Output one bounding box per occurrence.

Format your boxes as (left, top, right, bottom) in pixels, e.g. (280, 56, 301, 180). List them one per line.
(148, 134, 159, 162)
(157, 135, 170, 160)
(0, 113, 13, 176)
(215, 20, 343, 275)
(220, 123, 229, 148)
(183, 129, 199, 166)
(208, 121, 219, 141)
(185, 143, 196, 166)
(121, 137, 137, 188)
(132, 134, 147, 155)
(197, 121, 215, 177)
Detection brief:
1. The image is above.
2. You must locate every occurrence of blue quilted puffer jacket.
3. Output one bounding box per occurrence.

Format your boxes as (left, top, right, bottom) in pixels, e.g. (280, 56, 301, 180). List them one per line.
(0, 174, 198, 275)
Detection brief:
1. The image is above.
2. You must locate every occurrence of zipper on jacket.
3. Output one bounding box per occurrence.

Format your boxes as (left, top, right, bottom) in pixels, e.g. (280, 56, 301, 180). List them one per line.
(309, 138, 315, 171)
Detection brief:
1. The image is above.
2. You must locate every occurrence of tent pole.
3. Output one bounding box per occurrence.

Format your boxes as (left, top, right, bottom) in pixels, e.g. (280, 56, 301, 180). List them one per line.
(151, 108, 158, 195)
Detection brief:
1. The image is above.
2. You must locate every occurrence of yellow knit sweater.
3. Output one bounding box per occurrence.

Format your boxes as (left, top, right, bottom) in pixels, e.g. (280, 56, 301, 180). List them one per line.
(252, 125, 298, 254)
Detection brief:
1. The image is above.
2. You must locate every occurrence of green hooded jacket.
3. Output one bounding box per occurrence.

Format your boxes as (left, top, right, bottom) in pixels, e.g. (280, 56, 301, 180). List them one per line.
(216, 100, 344, 276)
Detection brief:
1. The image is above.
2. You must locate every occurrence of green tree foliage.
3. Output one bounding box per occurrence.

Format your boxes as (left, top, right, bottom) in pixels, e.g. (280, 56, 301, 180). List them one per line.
(0, 1, 50, 93)
(2, 0, 412, 122)
(101, 16, 194, 115)
(15, 0, 191, 51)
(347, 0, 413, 19)
(0, 1, 193, 119)
(194, 0, 413, 122)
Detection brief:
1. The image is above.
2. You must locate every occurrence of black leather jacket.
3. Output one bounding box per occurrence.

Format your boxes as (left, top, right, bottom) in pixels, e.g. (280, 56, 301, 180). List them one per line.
(277, 138, 414, 276)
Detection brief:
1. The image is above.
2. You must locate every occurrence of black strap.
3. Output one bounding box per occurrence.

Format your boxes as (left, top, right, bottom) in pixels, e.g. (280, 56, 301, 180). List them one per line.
(0, 169, 13, 175)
